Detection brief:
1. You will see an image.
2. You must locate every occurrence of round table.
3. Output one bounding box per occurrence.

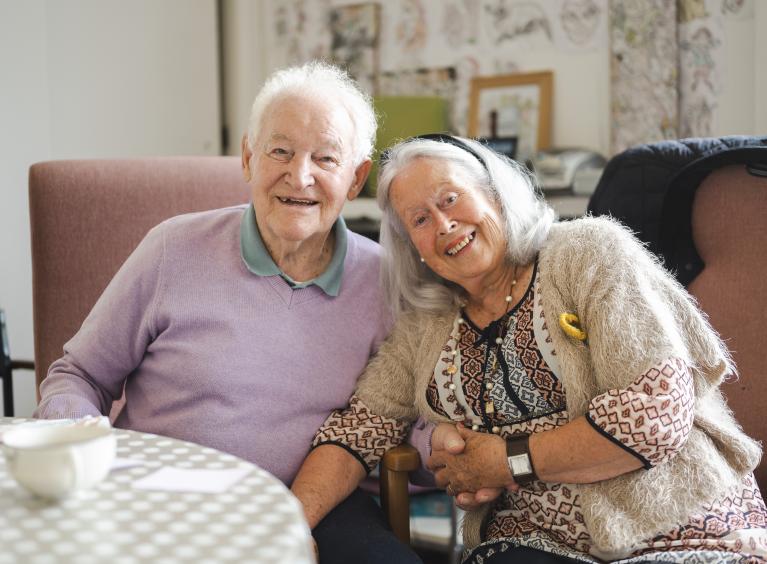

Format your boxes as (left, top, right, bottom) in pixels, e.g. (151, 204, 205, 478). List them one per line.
(0, 418, 314, 564)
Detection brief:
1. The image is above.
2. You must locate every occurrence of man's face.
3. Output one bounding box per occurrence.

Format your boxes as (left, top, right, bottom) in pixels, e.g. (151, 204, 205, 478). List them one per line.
(243, 95, 367, 250)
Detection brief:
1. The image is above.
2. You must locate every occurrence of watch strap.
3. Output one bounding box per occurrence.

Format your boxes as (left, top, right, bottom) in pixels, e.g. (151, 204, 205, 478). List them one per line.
(506, 433, 538, 485)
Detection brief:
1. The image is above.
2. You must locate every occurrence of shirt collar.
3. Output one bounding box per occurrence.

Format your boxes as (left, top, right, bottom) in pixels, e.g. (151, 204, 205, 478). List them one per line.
(240, 204, 347, 296)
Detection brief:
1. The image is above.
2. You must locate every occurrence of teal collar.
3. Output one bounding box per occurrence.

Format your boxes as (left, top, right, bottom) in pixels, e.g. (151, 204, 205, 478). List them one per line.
(240, 204, 347, 296)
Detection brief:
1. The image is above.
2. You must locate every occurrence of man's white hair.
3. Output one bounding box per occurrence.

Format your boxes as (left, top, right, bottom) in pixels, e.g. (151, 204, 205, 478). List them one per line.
(246, 61, 376, 166)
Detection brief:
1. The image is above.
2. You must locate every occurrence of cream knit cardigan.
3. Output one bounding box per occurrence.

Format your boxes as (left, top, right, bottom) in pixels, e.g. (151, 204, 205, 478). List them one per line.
(356, 216, 761, 556)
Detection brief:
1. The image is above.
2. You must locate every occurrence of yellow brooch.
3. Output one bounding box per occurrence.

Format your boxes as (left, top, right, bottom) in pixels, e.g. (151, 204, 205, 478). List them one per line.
(559, 313, 587, 342)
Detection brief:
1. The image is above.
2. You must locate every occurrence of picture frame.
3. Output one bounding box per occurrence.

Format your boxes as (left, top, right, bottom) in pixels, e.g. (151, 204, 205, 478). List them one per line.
(468, 71, 553, 161)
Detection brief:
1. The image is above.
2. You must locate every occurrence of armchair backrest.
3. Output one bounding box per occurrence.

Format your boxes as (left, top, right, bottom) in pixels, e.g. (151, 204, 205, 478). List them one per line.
(29, 157, 249, 399)
(591, 138, 767, 491)
(684, 164, 767, 490)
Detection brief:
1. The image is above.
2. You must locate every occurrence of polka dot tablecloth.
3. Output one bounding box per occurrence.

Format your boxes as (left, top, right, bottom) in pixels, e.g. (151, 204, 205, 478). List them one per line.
(0, 418, 315, 564)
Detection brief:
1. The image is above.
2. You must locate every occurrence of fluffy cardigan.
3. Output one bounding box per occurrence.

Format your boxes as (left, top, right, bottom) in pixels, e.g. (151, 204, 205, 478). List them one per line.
(356, 216, 761, 556)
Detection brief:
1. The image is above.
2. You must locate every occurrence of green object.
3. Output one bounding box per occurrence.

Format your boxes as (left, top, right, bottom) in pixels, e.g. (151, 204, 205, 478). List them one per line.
(366, 96, 449, 197)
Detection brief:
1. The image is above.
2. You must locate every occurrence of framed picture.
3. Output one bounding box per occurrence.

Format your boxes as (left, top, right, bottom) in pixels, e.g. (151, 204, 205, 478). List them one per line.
(329, 3, 380, 95)
(468, 71, 553, 161)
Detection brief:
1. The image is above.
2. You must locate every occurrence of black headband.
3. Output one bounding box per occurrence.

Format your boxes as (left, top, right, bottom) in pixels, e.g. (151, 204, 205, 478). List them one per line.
(380, 132, 489, 172)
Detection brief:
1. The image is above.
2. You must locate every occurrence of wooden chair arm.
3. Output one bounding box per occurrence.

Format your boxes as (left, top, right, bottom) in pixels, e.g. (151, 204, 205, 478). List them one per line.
(380, 444, 421, 544)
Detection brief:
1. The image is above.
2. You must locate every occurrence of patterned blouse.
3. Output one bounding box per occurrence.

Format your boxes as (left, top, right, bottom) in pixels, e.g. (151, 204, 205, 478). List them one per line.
(314, 264, 767, 563)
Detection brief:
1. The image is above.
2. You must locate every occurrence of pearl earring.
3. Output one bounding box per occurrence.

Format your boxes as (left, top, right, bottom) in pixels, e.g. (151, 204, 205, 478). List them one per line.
(420, 257, 425, 263)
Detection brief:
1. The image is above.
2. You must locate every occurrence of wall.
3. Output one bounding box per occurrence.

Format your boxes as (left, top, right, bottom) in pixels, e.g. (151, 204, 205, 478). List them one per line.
(222, 0, 267, 155)
(2, 0, 764, 415)
(223, 0, 765, 159)
(0, 0, 221, 415)
(719, 4, 757, 136)
(754, 1, 767, 133)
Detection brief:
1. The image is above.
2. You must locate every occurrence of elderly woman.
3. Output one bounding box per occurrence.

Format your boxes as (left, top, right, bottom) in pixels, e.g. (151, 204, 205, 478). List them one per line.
(293, 134, 767, 563)
(34, 62, 422, 563)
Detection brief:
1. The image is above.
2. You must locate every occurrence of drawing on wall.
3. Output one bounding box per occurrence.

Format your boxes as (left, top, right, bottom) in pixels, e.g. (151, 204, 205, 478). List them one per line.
(468, 71, 553, 161)
(721, 0, 753, 19)
(560, 0, 602, 45)
(271, 1, 302, 66)
(681, 27, 720, 94)
(266, 0, 331, 71)
(441, 0, 481, 48)
(379, 67, 456, 98)
(609, 0, 678, 154)
(477, 0, 606, 52)
(721, 0, 745, 13)
(377, 0, 430, 70)
(482, 0, 552, 45)
(261, 0, 609, 145)
(329, 3, 380, 94)
(396, 0, 428, 54)
(678, 0, 723, 137)
(681, 98, 715, 137)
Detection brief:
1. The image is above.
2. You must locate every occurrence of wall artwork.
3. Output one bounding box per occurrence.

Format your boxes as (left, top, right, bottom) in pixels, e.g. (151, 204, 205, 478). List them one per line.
(481, 0, 553, 46)
(441, 0, 482, 49)
(720, 0, 753, 19)
(478, 0, 607, 52)
(609, 0, 678, 154)
(678, 0, 724, 138)
(559, 0, 604, 47)
(329, 3, 380, 94)
(266, 0, 331, 71)
(468, 71, 553, 161)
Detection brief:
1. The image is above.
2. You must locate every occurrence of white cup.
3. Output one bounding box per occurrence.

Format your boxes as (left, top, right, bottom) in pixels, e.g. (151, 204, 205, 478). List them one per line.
(2, 424, 116, 499)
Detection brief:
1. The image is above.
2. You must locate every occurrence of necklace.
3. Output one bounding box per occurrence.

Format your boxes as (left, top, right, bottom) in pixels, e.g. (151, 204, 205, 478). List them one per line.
(445, 264, 521, 434)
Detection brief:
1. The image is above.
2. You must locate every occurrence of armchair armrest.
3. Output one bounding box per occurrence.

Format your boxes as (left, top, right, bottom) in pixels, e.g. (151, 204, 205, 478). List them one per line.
(1, 309, 35, 416)
(380, 444, 421, 544)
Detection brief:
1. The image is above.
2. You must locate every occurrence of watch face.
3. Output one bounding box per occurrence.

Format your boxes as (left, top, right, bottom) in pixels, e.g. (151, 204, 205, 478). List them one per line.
(509, 453, 533, 476)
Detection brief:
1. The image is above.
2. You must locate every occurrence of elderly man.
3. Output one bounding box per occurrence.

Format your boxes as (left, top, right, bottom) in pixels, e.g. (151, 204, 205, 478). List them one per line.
(34, 62, 422, 564)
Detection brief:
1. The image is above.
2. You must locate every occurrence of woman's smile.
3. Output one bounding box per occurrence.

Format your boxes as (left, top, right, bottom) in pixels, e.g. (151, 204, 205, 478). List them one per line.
(445, 231, 475, 256)
(390, 157, 507, 294)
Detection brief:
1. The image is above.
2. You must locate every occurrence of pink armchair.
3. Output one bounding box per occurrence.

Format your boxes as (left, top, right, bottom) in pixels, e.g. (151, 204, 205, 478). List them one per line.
(28, 157, 249, 407)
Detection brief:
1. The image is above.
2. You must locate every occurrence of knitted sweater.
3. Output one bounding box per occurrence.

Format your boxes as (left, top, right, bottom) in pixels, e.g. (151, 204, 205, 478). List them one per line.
(353, 216, 761, 554)
(34, 205, 391, 485)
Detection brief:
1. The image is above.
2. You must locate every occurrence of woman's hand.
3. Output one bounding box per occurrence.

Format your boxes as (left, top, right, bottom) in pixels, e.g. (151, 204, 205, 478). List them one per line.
(431, 422, 466, 455)
(429, 423, 506, 509)
(428, 424, 515, 493)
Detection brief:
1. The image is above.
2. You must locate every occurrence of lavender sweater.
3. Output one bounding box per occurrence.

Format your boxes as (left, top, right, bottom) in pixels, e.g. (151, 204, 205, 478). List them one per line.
(34, 205, 392, 484)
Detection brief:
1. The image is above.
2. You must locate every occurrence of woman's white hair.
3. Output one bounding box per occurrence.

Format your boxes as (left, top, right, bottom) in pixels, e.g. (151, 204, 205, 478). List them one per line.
(246, 61, 376, 166)
(376, 136, 556, 319)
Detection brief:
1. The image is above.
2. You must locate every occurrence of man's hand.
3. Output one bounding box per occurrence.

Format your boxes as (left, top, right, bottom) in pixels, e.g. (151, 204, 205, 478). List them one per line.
(428, 423, 510, 510)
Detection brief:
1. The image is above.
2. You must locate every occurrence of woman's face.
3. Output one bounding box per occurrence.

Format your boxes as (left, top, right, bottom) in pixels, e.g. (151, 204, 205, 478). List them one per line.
(242, 94, 368, 250)
(389, 157, 508, 291)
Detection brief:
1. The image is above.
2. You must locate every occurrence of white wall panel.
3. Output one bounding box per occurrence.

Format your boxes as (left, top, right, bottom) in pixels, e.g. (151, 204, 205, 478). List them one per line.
(0, 0, 220, 415)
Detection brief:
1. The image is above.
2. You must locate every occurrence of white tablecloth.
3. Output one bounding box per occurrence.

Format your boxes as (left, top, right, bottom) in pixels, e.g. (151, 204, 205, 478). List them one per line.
(0, 418, 314, 564)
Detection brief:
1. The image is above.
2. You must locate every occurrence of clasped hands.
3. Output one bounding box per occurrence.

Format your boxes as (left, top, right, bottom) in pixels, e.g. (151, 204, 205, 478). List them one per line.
(427, 422, 519, 511)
